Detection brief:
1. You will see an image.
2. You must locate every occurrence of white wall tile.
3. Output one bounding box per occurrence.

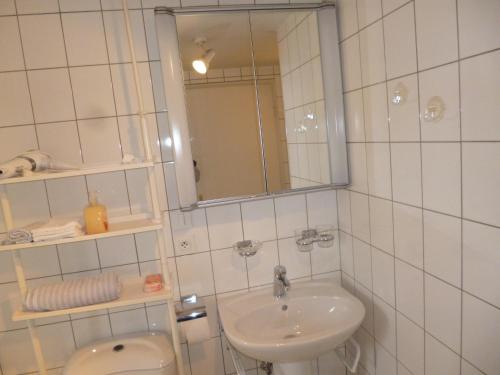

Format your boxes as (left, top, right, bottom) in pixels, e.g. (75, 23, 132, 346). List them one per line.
(206, 204, 243, 250)
(419, 63, 460, 141)
(383, 3, 417, 79)
(387, 75, 420, 142)
(0, 17, 24, 72)
(37, 122, 82, 166)
(423, 210, 461, 287)
(356, 282, 374, 333)
(397, 313, 425, 375)
(424, 274, 461, 352)
(463, 220, 500, 308)
(462, 143, 500, 227)
(344, 89, 365, 142)
(278, 237, 311, 279)
(460, 50, 500, 141)
(363, 82, 389, 141)
(425, 333, 460, 375)
(45, 176, 87, 218)
(58, 241, 99, 273)
(390, 143, 422, 207)
(369, 196, 393, 254)
(170, 209, 209, 256)
(176, 252, 215, 297)
(372, 247, 395, 306)
(458, 0, 500, 58)
(357, 0, 382, 28)
(72, 315, 112, 348)
(375, 343, 397, 375)
(77, 117, 122, 165)
(422, 143, 461, 216)
(312, 231, 340, 274)
(353, 238, 372, 290)
(97, 235, 138, 267)
(337, 189, 352, 233)
(461, 360, 483, 375)
(0, 0, 16, 15)
(340, 35, 362, 91)
(359, 21, 386, 85)
(274, 194, 307, 238)
(350, 191, 370, 243)
(87, 171, 130, 217)
(18, 14, 66, 69)
(374, 295, 397, 355)
(211, 248, 248, 293)
(337, 0, 358, 40)
(15, 0, 59, 13)
(393, 202, 423, 268)
(366, 143, 391, 200)
(348, 143, 368, 194)
(306, 189, 338, 229)
(59, 0, 101, 11)
(462, 293, 500, 375)
(103, 10, 148, 63)
(395, 259, 424, 326)
(0, 72, 33, 127)
(101, 0, 142, 10)
(28, 68, 75, 123)
(62, 12, 108, 66)
(110, 308, 148, 335)
(382, 0, 407, 15)
(415, 0, 458, 70)
(70, 65, 116, 119)
(117, 114, 161, 163)
(0, 180, 48, 233)
(247, 240, 279, 287)
(111, 62, 155, 116)
(340, 232, 354, 277)
(241, 199, 276, 242)
(189, 337, 225, 375)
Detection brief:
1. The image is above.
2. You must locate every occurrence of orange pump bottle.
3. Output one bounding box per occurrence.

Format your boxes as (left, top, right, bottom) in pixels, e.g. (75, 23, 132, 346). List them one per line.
(84, 191, 108, 235)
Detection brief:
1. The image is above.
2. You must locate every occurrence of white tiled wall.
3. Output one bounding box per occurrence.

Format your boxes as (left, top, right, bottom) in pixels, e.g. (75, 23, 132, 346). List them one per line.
(0, 2, 342, 374)
(337, 0, 500, 374)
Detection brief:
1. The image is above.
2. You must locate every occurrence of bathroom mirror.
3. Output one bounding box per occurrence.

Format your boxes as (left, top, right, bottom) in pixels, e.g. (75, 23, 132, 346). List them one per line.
(155, 5, 347, 209)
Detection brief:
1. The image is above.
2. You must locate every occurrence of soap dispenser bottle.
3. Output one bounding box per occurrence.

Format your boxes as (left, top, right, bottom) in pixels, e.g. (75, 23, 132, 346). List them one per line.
(84, 191, 108, 235)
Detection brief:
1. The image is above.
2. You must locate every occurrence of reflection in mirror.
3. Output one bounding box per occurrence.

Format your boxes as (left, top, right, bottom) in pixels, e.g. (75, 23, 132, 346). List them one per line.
(250, 11, 331, 191)
(176, 13, 264, 201)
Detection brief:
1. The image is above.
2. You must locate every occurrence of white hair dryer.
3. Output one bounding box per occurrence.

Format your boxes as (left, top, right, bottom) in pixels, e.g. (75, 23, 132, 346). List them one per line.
(0, 150, 76, 179)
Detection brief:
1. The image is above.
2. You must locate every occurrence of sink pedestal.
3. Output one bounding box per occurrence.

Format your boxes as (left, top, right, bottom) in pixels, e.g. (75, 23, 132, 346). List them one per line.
(274, 361, 314, 375)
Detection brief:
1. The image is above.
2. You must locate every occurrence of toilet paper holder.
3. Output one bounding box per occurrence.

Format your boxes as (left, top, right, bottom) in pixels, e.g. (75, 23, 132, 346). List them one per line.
(175, 294, 207, 322)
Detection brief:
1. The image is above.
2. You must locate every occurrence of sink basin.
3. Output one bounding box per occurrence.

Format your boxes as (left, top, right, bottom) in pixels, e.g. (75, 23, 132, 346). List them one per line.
(218, 280, 365, 363)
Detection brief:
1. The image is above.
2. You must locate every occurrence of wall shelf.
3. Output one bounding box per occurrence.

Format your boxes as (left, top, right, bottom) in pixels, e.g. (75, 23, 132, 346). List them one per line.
(0, 218, 162, 252)
(0, 162, 154, 186)
(12, 277, 173, 321)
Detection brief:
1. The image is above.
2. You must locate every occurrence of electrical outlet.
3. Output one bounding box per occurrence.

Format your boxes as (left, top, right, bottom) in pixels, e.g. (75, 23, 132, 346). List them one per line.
(179, 239, 191, 251)
(176, 236, 196, 253)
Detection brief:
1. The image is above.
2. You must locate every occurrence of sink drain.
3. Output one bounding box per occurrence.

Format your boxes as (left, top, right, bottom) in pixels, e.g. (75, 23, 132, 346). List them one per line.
(281, 304, 288, 311)
(282, 333, 297, 339)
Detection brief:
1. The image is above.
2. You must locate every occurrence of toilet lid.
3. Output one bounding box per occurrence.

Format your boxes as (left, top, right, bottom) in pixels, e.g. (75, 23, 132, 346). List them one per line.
(63, 332, 176, 375)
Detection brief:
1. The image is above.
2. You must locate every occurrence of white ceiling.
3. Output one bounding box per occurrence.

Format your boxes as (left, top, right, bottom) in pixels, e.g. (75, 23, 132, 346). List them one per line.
(176, 11, 297, 70)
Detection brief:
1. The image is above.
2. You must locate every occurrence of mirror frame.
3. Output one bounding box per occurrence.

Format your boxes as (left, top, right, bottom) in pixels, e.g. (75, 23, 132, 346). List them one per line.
(155, 4, 348, 210)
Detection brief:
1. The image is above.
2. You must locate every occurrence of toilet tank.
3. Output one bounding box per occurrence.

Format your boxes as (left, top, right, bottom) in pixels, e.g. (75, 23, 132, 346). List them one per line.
(63, 332, 177, 375)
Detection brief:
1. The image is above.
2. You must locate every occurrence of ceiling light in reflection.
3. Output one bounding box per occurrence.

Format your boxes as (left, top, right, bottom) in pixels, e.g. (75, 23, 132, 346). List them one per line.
(192, 49, 215, 75)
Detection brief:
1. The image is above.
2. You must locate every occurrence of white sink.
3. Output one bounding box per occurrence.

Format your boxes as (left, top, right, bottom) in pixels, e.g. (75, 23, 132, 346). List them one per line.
(218, 280, 365, 364)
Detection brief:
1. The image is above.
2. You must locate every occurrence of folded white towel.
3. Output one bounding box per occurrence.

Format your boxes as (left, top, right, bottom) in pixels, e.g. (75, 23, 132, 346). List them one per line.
(31, 219, 83, 242)
(24, 272, 122, 312)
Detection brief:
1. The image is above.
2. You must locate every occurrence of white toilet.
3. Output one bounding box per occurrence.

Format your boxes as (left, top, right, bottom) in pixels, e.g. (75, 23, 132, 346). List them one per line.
(63, 331, 177, 375)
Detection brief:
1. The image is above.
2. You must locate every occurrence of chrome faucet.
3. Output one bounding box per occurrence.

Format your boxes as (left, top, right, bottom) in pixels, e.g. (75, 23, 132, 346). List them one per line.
(273, 265, 290, 298)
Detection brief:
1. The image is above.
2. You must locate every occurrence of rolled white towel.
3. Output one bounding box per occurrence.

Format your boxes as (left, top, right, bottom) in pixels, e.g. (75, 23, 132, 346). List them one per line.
(24, 273, 122, 312)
